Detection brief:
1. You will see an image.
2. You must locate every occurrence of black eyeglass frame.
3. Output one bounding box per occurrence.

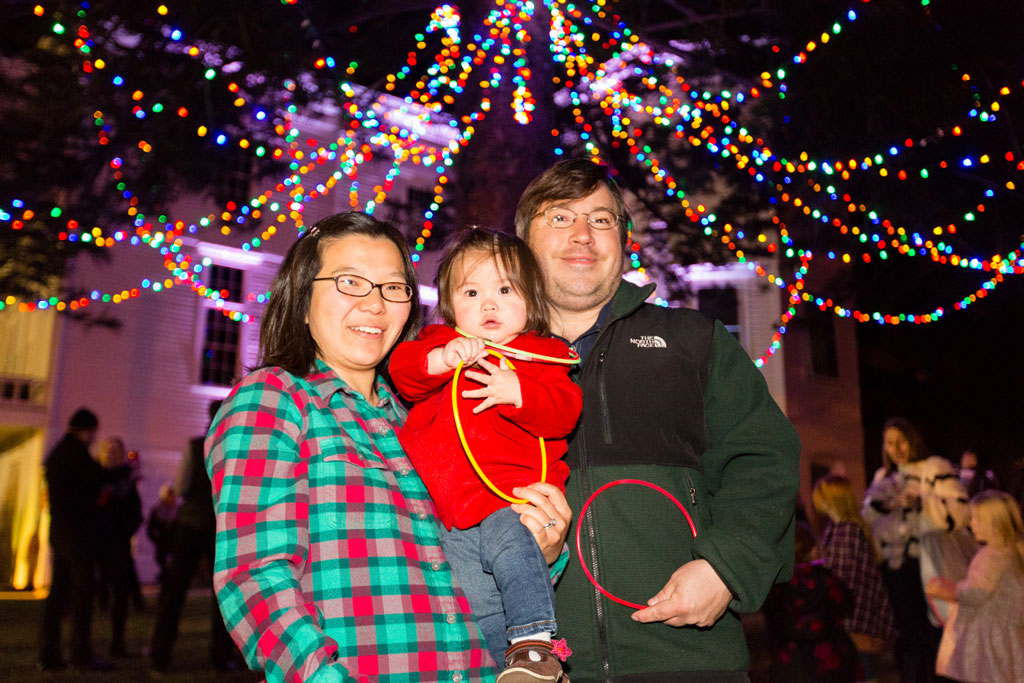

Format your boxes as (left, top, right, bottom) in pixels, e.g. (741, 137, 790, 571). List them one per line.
(311, 274, 415, 303)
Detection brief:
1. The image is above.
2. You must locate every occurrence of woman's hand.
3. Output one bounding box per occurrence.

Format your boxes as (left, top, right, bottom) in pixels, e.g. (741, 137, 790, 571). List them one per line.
(511, 482, 572, 565)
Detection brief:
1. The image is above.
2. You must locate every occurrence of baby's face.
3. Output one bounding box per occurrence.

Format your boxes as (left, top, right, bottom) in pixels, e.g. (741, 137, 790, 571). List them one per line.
(450, 253, 527, 345)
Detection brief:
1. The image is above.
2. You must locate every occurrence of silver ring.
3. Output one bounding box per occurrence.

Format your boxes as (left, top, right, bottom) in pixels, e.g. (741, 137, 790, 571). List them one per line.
(543, 518, 558, 529)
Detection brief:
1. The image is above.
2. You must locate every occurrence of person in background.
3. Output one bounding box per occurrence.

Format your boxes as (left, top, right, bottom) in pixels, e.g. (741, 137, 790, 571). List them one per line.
(916, 457, 976, 631)
(149, 399, 236, 673)
(761, 521, 859, 683)
(390, 228, 581, 678)
(926, 490, 1024, 681)
(146, 481, 180, 587)
(813, 475, 898, 682)
(862, 417, 952, 682)
(206, 212, 569, 683)
(516, 158, 801, 681)
(38, 408, 112, 672)
(94, 436, 143, 658)
(955, 449, 999, 499)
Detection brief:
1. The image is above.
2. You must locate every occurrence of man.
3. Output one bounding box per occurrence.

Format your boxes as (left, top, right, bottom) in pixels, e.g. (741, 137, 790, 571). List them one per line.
(39, 407, 111, 671)
(515, 159, 801, 681)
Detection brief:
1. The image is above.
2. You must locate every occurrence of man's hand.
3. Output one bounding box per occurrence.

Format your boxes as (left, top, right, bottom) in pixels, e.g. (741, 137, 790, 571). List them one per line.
(631, 559, 732, 627)
(462, 357, 522, 412)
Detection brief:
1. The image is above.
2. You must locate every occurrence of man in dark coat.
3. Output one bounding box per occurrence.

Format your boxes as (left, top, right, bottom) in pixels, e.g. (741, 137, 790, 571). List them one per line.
(38, 407, 111, 671)
(150, 400, 236, 672)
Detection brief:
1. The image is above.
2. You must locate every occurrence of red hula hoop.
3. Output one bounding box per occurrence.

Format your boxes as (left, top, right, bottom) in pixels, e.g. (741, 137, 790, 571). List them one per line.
(574, 479, 697, 610)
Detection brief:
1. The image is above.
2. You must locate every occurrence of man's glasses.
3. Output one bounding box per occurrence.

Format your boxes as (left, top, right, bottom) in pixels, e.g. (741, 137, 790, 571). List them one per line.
(534, 206, 620, 231)
(312, 274, 414, 303)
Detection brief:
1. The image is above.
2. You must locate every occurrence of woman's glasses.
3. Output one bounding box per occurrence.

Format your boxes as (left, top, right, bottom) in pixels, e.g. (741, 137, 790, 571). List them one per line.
(312, 274, 414, 302)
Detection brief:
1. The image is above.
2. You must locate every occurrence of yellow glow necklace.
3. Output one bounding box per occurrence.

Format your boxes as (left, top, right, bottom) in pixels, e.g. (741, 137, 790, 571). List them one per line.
(450, 327, 580, 504)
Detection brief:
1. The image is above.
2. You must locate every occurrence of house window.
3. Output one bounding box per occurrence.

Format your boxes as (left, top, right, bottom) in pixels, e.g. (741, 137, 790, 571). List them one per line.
(200, 309, 240, 386)
(697, 286, 739, 336)
(199, 265, 244, 386)
(207, 265, 243, 303)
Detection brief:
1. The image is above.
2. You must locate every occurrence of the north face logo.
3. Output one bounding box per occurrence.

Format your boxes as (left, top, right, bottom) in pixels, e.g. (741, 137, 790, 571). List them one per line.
(629, 335, 667, 348)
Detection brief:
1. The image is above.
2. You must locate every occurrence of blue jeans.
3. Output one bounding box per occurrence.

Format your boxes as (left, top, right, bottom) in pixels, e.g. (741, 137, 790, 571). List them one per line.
(438, 506, 557, 668)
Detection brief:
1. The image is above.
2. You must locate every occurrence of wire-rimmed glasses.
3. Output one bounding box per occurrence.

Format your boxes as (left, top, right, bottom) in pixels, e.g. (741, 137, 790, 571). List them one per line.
(534, 206, 620, 230)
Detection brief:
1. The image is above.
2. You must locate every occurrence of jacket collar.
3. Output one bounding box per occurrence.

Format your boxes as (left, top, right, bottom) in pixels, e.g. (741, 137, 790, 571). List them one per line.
(610, 279, 657, 322)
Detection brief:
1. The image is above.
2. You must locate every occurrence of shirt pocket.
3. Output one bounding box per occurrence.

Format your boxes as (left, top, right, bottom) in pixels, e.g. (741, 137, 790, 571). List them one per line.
(307, 438, 394, 536)
(306, 432, 388, 471)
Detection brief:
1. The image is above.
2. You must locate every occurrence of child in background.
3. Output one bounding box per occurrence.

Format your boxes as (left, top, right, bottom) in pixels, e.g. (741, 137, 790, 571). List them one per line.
(926, 490, 1024, 682)
(390, 228, 582, 681)
(761, 521, 859, 683)
(813, 475, 898, 682)
(146, 482, 180, 587)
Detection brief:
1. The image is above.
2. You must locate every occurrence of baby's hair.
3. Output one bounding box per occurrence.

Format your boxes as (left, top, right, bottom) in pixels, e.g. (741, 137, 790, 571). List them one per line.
(435, 227, 550, 336)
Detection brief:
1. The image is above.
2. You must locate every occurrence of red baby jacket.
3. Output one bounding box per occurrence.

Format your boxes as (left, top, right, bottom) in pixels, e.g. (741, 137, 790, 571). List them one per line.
(390, 324, 583, 530)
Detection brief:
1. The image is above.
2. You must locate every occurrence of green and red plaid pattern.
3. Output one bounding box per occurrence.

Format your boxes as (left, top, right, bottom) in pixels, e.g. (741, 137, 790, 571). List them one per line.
(206, 360, 498, 683)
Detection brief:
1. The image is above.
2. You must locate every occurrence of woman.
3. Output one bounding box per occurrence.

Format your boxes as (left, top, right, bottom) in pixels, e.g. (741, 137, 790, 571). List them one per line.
(861, 418, 952, 682)
(813, 475, 897, 681)
(206, 212, 571, 683)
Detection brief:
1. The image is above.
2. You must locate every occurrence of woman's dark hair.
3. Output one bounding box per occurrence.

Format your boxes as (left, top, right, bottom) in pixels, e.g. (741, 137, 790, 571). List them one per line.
(881, 416, 927, 474)
(257, 211, 420, 377)
(435, 227, 550, 337)
(514, 158, 631, 248)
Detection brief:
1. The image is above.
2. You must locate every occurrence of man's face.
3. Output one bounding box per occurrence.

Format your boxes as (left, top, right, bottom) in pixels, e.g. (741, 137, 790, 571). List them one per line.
(525, 185, 624, 315)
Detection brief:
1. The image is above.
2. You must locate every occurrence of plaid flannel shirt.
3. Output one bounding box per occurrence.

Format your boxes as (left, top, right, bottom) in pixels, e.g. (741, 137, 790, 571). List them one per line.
(820, 521, 897, 641)
(206, 360, 497, 683)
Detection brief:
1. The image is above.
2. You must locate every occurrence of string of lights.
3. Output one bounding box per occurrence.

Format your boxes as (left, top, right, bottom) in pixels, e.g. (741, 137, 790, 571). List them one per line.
(4, 0, 1021, 368)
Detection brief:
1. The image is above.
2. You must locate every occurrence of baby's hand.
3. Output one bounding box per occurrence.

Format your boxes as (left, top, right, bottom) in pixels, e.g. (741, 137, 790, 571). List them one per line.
(440, 336, 488, 372)
(462, 357, 522, 412)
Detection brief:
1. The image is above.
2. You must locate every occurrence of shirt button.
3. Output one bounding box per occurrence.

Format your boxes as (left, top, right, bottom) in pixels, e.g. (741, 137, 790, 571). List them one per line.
(431, 561, 441, 571)
(417, 512, 428, 520)
(445, 613, 456, 624)
(452, 674, 463, 683)
(398, 468, 410, 476)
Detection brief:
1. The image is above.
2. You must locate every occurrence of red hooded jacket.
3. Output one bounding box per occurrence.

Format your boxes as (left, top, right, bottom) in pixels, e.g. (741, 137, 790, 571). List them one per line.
(390, 324, 582, 530)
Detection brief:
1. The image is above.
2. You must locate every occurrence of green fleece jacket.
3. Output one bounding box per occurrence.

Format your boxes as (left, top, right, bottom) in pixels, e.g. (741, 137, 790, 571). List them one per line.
(555, 281, 801, 682)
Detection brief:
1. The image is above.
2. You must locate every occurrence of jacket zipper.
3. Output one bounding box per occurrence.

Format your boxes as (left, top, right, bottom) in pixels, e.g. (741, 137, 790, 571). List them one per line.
(684, 469, 698, 508)
(578, 333, 613, 682)
(596, 349, 612, 445)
